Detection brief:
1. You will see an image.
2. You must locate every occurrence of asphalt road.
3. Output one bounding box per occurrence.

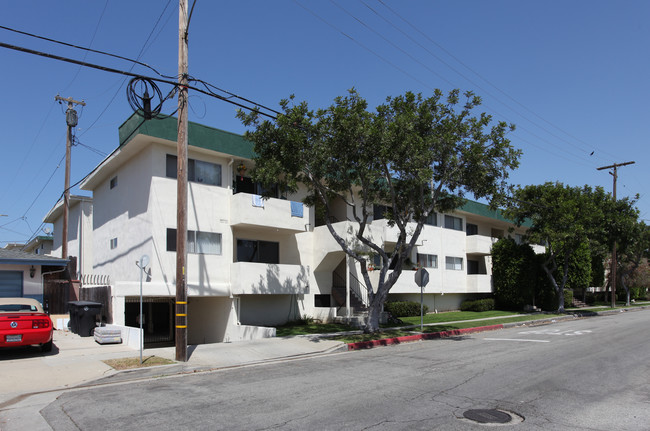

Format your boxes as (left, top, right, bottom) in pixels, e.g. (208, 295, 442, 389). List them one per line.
(41, 310, 649, 430)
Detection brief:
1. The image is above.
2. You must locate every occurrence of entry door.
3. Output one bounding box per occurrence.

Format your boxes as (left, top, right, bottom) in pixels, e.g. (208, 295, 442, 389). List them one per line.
(0, 271, 23, 297)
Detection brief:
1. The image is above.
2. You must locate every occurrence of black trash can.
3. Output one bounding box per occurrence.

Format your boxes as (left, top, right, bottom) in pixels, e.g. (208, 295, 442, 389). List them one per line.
(68, 301, 103, 337)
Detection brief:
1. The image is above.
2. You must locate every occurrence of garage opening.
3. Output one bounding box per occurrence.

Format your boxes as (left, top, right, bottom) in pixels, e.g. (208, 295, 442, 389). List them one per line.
(0, 271, 23, 297)
(125, 297, 174, 347)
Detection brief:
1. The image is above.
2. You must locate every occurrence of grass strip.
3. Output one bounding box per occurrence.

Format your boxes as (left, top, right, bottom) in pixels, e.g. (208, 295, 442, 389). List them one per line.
(334, 314, 565, 343)
(103, 355, 176, 370)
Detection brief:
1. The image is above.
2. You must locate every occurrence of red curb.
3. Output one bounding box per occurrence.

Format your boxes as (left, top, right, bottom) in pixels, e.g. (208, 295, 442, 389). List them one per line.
(347, 324, 504, 350)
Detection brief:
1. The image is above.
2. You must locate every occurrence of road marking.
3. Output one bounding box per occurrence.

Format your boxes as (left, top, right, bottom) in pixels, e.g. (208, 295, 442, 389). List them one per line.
(484, 338, 550, 343)
(518, 329, 593, 336)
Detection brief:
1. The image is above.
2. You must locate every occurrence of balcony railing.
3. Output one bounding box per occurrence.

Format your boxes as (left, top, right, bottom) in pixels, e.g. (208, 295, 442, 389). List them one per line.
(465, 235, 495, 255)
(230, 193, 309, 231)
(230, 262, 309, 295)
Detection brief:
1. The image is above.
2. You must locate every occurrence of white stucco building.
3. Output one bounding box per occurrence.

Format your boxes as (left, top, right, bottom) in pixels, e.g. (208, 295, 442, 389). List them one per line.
(74, 113, 536, 346)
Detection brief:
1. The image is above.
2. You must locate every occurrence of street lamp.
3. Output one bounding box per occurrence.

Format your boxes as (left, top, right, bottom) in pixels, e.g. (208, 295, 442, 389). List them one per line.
(136, 255, 150, 364)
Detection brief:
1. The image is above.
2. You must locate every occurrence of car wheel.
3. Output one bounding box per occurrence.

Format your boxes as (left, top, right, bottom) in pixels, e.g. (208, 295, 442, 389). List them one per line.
(41, 340, 53, 353)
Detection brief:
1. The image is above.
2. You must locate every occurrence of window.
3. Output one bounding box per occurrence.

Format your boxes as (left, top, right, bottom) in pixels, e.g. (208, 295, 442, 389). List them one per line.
(110, 176, 118, 189)
(515, 234, 524, 244)
(417, 253, 438, 268)
(314, 294, 331, 307)
(110, 238, 118, 249)
(166, 228, 222, 255)
(444, 215, 463, 231)
(425, 212, 437, 226)
(466, 223, 478, 236)
(373, 205, 391, 221)
(166, 155, 222, 186)
(467, 260, 480, 274)
(445, 256, 463, 271)
(236, 239, 279, 264)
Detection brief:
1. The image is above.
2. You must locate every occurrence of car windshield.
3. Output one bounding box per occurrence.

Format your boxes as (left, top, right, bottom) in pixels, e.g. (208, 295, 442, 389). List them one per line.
(0, 304, 38, 312)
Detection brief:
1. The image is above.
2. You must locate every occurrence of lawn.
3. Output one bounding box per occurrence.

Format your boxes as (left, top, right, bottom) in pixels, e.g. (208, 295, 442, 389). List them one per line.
(334, 313, 565, 343)
(392, 310, 525, 327)
(275, 322, 357, 337)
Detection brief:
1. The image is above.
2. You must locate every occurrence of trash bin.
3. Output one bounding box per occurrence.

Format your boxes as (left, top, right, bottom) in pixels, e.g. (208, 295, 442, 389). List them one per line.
(68, 301, 103, 337)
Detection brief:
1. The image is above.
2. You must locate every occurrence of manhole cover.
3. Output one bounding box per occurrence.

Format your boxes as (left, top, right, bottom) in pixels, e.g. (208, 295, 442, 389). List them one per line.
(463, 409, 512, 424)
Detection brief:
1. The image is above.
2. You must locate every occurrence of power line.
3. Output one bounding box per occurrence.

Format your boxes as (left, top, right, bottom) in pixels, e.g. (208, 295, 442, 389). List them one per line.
(0, 41, 279, 120)
(371, 0, 618, 162)
(0, 24, 173, 79)
(61, 0, 110, 91)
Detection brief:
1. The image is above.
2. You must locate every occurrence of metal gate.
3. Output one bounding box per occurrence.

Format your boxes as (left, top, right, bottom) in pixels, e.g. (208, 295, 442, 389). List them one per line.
(125, 297, 174, 345)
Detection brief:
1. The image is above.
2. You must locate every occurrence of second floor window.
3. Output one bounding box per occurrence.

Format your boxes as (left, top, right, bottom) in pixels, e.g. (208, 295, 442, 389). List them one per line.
(466, 223, 478, 236)
(445, 256, 463, 271)
(166, 154, 222, 186)
(444, 215, 463, 231)
(425, 212, 437, 226)
(167, 228, 222, 255)
(417, 253, 438, 268)
(236, 239, 279, 264)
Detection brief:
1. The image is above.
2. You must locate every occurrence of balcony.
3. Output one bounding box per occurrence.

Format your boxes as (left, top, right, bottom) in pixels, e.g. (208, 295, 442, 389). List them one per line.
(466, 274, 492, 293)
(230, 262, 309, 295)
(465, 235, 495, 255)
(230, 193, 309, 232)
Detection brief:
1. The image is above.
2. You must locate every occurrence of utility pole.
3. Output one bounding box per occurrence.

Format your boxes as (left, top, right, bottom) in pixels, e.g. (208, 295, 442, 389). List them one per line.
(175, 0, 189, 362)
(597, 161, 635, 308)
(54, 95, 86, 259)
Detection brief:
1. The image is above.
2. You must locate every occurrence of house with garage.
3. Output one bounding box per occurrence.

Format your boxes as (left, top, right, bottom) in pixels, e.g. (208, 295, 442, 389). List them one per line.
(71, 112, 538, 346)
(0, 248, 68, 304)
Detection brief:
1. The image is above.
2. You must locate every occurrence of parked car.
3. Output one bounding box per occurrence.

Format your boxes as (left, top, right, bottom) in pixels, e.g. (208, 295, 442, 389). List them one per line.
(0, 298, 53, 352)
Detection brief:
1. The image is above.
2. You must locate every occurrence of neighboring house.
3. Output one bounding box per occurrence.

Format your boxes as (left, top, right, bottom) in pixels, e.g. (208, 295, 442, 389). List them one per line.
(0, 248, 68, 303)
(43, 195, 93, 277)
(73, 113, 538, 346)
(23, 235, 54, 256)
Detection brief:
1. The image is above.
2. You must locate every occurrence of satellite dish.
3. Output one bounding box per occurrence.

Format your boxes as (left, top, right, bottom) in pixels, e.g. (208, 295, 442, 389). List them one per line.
(43, 227, 52, 235)
(140, 255, 150, 268)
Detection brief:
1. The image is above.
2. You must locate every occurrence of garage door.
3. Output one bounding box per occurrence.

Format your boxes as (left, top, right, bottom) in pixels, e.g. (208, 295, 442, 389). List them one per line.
(0, 271, 23, 297)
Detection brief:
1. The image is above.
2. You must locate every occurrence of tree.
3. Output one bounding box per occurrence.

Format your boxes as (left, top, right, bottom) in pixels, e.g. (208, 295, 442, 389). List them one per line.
(617, 221, 649, 306)
(492, 237, 537, 310)
(505, 183, 611, 312)
(238, 89, 520, 332)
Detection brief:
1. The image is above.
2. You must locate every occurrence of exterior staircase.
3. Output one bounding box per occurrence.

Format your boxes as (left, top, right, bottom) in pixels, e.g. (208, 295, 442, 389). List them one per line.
(571, 298, 588, 308)
(331, 271, 369, 327)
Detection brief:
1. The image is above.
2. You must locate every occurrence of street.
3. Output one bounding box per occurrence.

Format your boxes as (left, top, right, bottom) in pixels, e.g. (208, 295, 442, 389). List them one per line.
(41, 310, 650, 430)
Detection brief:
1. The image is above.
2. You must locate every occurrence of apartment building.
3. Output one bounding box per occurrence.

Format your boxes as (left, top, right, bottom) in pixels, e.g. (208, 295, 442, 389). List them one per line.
(74, 113, 535, 345)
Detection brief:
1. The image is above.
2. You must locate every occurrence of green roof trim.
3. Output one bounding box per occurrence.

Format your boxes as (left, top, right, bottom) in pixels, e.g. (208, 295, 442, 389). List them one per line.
(118, 112, 255, 159)
(460, 199, 531, 227)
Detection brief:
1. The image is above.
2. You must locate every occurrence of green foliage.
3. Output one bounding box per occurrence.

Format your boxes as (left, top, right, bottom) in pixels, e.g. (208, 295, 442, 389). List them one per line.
(384, 301, 428, 317)
(238, 88, 520, 332)
(504, 182, 631, 312)
(563, 289, 573, 308)
(460, 298, 495, 312)
(562, 241, 591, 291)
(590, 254, 605, 288)
(492, 237, 537, 310)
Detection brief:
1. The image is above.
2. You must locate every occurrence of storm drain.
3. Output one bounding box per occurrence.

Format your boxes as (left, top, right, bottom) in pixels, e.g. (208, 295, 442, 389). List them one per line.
(463, 409, 519, 425)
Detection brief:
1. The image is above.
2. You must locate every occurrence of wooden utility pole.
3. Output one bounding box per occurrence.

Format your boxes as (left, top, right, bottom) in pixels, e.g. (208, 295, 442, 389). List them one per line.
(597, 161, 635, 308)
(54, 95, 85, 259)
(175, 0, 189, 362)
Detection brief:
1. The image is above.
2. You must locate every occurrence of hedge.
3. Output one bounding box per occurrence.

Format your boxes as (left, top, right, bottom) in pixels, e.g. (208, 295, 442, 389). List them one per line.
(384, 301, 428, 317)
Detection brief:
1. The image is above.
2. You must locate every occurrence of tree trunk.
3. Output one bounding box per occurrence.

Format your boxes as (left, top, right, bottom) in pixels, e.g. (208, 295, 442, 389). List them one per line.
(364, 302, 382, 333)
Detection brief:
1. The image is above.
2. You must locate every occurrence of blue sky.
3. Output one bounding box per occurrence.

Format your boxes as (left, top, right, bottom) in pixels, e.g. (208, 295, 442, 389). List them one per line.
(1, 1, 648, 247)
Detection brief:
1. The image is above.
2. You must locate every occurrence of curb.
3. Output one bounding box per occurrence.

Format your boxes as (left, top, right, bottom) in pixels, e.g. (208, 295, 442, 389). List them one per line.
(345, 305, 650, 351)
(347, 324, 504, 350)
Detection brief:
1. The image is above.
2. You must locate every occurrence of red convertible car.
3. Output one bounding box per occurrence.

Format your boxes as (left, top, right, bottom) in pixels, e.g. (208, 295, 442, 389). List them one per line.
(0, 298, 53, 352)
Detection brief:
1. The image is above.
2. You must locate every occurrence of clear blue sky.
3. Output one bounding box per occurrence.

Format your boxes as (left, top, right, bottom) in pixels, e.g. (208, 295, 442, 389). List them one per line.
(1, 1, 648, 247)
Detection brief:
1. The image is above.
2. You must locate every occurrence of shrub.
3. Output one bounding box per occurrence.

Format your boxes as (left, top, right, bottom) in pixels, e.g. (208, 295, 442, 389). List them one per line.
(460, 298, 495, 312)
(563, 289, 573, 309)
(492, 238, 537, 310)
(384, 301, 428, 317)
